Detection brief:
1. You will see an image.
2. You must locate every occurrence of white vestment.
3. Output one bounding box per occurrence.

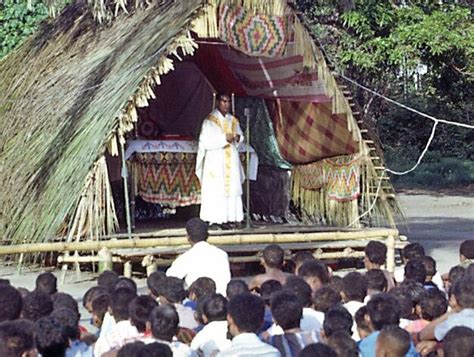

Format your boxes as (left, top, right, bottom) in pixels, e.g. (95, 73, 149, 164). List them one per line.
(196, 109, 244, 224)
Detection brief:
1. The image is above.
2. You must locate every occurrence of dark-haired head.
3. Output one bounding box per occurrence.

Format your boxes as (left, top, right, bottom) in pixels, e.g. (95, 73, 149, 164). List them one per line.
(147, 271, 166, 299)
(129, 295, 158, 332)
(35, 272, 57, 295)
(188, 277, 216, 301)
(327, 331, 359, 357)
(52, 292, 79, 315)
(270, 290, 302, 330)
(83, 286, 107, 312)
(157, 277, 186, 304)
(284, 275, 313, 307)
(0, 319, 36, 357)
(35, 316, 69, 357)
(50, 307, 80, 340)
(260, 279, 283, 305)
(366, 269, 388, 293)
(297, 260, 329, 292)
(0, 285, 22, 322)
(227, 293, 264, 335)
(202, 293, 228, 322)
(22, 290, 53, 322)
(342, 272, 368, 302)
(111, 287, 137, 322)
(185, 218, 208, 243)
(226, 280, 249, 300)
(323, 305, 353, 338)
(262, 244, 284, 269)
(97, 270, 119, 293)
(460, 240, 474, 260)
(452, 275, 474, 309)
(149, 305, 179, 342)
(420, 288, 447, 321)
(300, 343, 337, 357)
(364, 241, 387, 268)
(376, 325, 410, 357)
(313, 286, 341, 313)
(402, 243, 425, 262)
(367, 293, 401, 331)
(115, 277, 138, 295)
(404, 258, 427, 285)
(443, 326, 474, 357)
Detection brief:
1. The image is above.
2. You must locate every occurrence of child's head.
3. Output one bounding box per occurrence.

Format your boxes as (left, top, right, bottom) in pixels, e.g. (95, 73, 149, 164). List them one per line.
(270, 290, 302, 331)
(0, 285, 22, 322)
(355, 306, 371, 339)
(366, 269, 388, 294)
(158, 277, 186, 305)
(300, 343, 337, 357)
(0, 320, 36, 357)
(22, 290, 53, 322)
(327, 331, 359, 357)
(402, 243, 425, 263)
(459, 240, 474, 262)
(91, 293, 111, 328)
(52, 292, 79, 315)
(292, 251, 315, 274)
(82, 286, 107, 313)
(388, 287, 416, 320)
(419, 288, 447, 321)
(419, 256, 436, 281)
(188, 277, 216, 301)
(322, 305, 353, 339)
(227, 294, 265, 336)
(35, 272, 57, 295)
(50, 307, 80, 341)
(202, 293, 228, 323)
(284, 275, 313, 308)
(451, 275, 474, 309)
(375, 325, 410, 357)
(313, 286, 341, 313)
(259, 279, 282, 306)
(404, 258, 427, 285)
(366, 293, 401, 331)
(226, 280, 249, 300)
(129, 295, 158, 333)
(364, 241, 387, 269)
(262, 244, 285, 269)
(114, 277, 138, 295)
(297, 260, 330, 293)
(35, 316, 69, 357)
(443, 326, 474, 357)
(445, 265, 466, 292)
(97, 270, 119, 293)
(147, 271, 166, 299)
(149, 305, 179, 342)
(110, 287, 137, 322)
(342, 272, 368, 303)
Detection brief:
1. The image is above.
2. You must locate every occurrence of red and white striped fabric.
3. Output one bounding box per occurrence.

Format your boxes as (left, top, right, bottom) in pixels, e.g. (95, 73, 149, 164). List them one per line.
(218, 46, 331, 102)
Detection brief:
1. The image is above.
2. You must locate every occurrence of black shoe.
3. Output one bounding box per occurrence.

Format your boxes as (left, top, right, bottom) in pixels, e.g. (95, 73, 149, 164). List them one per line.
(209, 223, 221, 231)
(220, 223, 232, 230)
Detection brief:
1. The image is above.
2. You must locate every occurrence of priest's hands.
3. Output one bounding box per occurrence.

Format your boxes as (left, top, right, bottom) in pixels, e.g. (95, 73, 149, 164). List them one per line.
(226, 134, 241, 143)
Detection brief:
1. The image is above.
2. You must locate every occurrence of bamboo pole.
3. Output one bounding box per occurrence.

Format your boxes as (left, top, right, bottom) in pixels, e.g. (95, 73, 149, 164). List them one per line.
(0, 229, 399, 255)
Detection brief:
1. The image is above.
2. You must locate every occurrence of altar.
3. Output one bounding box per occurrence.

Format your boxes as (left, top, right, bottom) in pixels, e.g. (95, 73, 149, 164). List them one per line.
(126, 139, 259, 213)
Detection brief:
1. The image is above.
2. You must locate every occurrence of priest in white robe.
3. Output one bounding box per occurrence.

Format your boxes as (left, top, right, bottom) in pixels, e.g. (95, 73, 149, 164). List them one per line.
(195, 93, 244, 226)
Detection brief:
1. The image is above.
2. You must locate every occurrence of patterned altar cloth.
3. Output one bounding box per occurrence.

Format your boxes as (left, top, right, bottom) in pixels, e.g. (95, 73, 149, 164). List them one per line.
(126, 140, 258, 207)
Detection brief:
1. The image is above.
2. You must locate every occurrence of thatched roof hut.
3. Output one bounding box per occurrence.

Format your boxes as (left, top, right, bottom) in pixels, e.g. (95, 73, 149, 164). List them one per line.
(0, 0, 400, 246)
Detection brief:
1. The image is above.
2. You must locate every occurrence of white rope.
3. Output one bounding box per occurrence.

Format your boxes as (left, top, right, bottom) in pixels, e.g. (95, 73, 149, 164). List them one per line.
(339, 74, 474, 130)
(347, 170, 386, 228)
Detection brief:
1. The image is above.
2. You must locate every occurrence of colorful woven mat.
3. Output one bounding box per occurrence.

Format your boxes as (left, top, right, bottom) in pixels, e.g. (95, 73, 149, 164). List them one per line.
(269, 101, 358, 164)
(323, 154, 361, 202)
(219, 4, 288, 57)
(293, 161, 324, 190)
(131, 153, 200, 207)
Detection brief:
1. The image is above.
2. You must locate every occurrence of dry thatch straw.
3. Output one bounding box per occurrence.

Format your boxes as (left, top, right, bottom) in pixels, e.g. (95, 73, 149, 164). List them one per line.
(0, 1, 204, 245)
(1, 0, 401, 246)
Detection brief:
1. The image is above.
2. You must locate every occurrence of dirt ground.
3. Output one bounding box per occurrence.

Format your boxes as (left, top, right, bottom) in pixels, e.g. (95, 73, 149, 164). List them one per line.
(1, 192, 472, 329)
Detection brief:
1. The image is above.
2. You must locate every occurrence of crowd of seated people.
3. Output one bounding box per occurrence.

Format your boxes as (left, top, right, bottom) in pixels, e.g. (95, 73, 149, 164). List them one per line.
(0, 220, 473, 357)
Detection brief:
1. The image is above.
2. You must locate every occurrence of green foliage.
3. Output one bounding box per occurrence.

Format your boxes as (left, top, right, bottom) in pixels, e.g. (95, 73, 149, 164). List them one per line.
(0, 0, 48, 59)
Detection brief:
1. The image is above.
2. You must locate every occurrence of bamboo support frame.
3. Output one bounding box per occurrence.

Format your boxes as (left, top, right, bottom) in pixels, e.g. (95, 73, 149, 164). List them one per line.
(0, 229, 398, 255)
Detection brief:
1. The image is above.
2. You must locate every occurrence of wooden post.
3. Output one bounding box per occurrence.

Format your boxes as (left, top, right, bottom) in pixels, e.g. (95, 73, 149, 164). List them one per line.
(98, 247, 113, 273)
(386, 234, 395, 273)
(123, 261, 132, 278)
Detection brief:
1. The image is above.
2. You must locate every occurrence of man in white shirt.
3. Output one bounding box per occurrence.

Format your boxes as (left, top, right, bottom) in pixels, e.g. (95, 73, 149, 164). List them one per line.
(195, 93, 245, 227)
(167, 218, 231, 295)
(218, 293, 280, 357)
